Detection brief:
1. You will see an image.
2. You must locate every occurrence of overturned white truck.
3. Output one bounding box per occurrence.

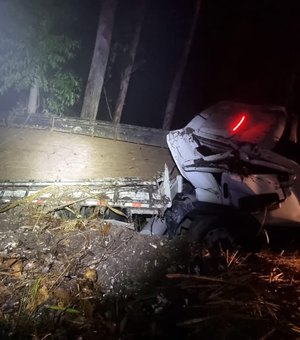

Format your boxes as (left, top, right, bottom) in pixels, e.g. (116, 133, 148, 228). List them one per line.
(161, 101, 300, 247)
(1, 102, 300, 246)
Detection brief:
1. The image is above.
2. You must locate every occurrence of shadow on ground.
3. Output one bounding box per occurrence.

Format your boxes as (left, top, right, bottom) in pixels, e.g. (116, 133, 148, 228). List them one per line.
(0, 211, 300, 339)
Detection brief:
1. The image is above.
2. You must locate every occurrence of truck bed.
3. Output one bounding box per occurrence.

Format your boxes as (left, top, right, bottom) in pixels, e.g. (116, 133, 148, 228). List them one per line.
(0, 126, 174, 181)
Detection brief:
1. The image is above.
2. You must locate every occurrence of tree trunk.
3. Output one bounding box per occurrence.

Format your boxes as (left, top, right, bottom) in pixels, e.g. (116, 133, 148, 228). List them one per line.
(27, 79, 39, 114)
(289, 114, 298, 143)
(113, 0, 145, 124)
(80, 0, 118, 120)
(162, 0, 201, 130)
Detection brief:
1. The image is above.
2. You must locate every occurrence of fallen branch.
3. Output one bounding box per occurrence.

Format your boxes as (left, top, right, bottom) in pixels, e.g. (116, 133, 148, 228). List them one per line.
(45, 197, 91, 214)
(177, 315, 215, 326)
(0, 186, 54, 213)
(166, 273, 240, 285)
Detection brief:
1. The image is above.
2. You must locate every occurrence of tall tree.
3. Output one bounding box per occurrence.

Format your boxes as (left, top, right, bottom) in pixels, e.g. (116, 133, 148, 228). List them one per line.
(0, 0, 80, 115)
(81, 0, 118, 120)
(162, 0, 201, 130)
(28, 79, 39, 114)
(113, 0, 145, 124)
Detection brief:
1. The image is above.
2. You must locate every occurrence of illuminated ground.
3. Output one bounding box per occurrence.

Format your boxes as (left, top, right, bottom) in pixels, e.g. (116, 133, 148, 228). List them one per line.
(0, 207, 300, 339)
(0, 127, 174, 181)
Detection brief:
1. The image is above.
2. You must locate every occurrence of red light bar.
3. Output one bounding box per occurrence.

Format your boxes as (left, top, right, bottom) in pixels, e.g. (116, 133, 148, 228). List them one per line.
(232, 115, 246, 132)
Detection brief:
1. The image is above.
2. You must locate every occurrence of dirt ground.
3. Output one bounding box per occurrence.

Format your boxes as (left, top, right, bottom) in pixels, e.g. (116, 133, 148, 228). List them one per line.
(0, 201, 300, 339)
(1, 127, 300, 339)
(0, 127, 174, 180)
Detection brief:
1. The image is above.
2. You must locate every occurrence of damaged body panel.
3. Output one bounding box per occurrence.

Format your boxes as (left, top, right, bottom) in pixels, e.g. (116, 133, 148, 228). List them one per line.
(166, 101, 300, 240)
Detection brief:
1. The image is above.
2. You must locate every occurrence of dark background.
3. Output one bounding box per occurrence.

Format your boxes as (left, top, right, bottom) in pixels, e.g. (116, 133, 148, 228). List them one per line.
(83, 0, 300, 129)
(2, 0, 300, 129)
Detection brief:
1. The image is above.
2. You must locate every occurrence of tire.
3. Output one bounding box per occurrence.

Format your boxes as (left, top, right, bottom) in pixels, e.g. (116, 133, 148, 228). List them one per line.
(188, 214, 236, 253)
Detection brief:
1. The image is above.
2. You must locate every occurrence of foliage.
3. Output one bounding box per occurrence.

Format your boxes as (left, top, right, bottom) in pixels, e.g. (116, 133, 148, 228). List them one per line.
(0, 0, 81, 115)
(45, 73, 81, 116)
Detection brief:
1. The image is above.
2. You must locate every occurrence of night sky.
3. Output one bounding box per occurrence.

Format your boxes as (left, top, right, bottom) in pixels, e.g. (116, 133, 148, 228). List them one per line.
(171, 0, 300, 129)
(78, 0, 300, 129)
(1, 0, 300, 130)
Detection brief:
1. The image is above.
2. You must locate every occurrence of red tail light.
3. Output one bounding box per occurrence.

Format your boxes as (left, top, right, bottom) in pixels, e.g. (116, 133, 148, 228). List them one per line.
(232, 114, 246, 132)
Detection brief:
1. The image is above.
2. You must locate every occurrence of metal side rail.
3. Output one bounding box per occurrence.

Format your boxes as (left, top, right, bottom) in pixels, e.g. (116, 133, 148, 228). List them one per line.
(0, 178, 169, 215)
(0, 113, 169, 148)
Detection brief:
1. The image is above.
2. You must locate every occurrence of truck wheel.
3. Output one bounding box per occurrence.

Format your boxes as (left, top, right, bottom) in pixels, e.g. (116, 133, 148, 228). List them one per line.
(188, 215, 236, 253)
